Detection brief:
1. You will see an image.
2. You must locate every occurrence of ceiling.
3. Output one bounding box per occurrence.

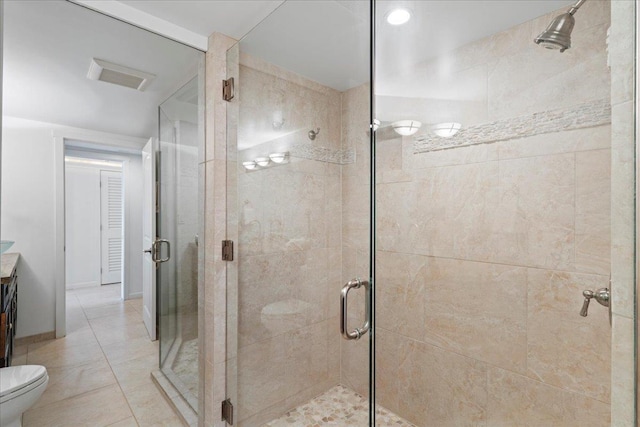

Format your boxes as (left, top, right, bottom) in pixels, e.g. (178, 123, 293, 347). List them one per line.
(3, 0, 201, 139)
(118, 0, 571, 91)
(2, 0, 572, 139)
(376, 1, 572, 84)
(238, 1, 370, 91)
(118, 0, 286, 41)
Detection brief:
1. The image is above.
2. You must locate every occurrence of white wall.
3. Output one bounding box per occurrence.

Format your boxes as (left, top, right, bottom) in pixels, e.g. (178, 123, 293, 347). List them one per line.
(65, 164, 102, 289)
(1, 0, 4, 256)
(2, 116, 145, 338)
(2, 118, 58, 337)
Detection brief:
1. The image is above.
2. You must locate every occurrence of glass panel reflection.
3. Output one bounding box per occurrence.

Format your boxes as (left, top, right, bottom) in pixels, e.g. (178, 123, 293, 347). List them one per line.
(158, 77, 200, 412)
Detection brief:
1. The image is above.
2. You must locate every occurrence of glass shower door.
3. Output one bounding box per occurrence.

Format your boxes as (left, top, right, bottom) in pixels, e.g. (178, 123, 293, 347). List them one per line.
(157, 77, 201, 413)
(157, 106, 177, 372)
(373, 0, 635, 425)
(225, 1, 373, 425)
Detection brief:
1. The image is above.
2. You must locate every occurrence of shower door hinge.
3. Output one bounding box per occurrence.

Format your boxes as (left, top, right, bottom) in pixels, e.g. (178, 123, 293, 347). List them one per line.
(222, 240, 234, 261)
(222, 78, 235, 102)
(221, 398, 234, 425)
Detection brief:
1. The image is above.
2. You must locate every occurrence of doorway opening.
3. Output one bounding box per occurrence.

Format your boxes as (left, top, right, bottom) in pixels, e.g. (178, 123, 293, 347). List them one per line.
(61, 144, 145, 336)
(65, 156, 124, 293)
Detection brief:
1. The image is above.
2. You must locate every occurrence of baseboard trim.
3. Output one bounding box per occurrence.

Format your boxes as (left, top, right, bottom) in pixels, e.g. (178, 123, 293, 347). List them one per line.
(128, 291, 142, 299)
(66, 281, 100, 290)
(15, 330, 56, 347)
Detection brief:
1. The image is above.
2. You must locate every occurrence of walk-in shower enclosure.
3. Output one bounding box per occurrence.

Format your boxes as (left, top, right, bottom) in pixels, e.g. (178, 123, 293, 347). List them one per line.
(158, 76, 204, 416)
(223, 0, 637, 425)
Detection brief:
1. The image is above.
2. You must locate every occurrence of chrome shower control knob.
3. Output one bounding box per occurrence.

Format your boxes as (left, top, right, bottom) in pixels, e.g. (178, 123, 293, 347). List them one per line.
(580, 290, 594, 317)
(580, 288, 610, 317)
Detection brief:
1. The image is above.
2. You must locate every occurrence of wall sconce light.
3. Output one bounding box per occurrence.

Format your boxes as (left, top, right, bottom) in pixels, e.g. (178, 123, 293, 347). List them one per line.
(432, 122, 462, 138)
(269, 152, 289, 164)
(255, 157, 270, 167)
(392, 120, 422, 136)
(244, 152, 290, 171)
(242, 161, 257, 170)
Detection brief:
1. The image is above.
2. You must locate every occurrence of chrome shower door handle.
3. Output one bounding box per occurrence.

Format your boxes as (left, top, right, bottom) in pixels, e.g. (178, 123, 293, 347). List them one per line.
(152, 239, 171, 263)
(340, 278, 370, 340)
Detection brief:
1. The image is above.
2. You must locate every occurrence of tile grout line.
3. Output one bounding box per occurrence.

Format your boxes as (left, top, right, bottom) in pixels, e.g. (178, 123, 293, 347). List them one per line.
(374, 249, 611, 279)
(20, 288, 169, 427)
(376, 323, 611, 406)
(75, 289, 142, 427)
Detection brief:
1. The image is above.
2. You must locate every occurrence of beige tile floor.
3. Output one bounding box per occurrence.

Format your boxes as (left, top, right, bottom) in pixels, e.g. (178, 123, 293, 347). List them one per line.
(13, 284, 185, 427)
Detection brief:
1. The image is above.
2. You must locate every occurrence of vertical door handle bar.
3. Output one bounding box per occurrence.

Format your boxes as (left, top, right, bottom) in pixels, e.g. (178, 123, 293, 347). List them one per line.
(151, 239, 171, 263)
(340, 278, 370, 340)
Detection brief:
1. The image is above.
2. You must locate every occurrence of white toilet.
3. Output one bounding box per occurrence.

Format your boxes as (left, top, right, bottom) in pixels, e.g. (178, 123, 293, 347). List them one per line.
(0, 365, 49, 427)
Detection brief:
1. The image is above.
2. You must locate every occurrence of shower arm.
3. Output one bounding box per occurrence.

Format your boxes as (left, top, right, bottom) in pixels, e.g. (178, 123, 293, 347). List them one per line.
(568, 0, 586, 16)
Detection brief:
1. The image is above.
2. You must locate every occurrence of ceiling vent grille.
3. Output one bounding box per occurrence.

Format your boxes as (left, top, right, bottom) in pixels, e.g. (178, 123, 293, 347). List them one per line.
(87, 58, 155, 91)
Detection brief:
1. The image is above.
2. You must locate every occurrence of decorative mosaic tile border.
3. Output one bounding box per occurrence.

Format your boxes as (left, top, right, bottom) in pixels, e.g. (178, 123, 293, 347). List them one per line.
(414, 98, 611, 153)
(290, 140, 355, 164)
(240, 134, 355, 165)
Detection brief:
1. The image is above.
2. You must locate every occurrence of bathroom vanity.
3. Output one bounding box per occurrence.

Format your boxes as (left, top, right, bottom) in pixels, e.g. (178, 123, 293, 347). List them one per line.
(0, 253, 19, 367)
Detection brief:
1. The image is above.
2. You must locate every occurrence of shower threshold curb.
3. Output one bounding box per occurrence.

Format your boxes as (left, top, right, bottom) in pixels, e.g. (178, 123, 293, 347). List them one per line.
(151, 370, 198, 427)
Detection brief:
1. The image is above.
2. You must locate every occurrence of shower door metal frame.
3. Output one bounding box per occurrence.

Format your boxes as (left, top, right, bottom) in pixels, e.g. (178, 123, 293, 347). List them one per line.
(634, 0, 640, 421)
(368, 0, 377, 425)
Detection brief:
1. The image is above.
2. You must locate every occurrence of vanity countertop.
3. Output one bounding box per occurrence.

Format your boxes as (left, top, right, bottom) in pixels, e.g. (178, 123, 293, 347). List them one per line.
(1, 253, 20, 284)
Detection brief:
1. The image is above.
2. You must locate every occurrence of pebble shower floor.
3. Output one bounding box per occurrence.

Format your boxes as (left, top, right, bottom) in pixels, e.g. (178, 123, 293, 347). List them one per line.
(263, 385, 415, 426)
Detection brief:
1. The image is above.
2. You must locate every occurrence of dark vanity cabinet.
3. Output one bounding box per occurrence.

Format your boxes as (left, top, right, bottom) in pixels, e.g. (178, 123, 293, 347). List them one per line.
(1, 253, 19, 367)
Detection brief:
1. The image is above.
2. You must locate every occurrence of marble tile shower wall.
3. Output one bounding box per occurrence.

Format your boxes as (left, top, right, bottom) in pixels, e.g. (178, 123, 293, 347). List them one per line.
(368, 1, 613, 426)
(234, 59, 344, 425)
(608, 0, 636, 425)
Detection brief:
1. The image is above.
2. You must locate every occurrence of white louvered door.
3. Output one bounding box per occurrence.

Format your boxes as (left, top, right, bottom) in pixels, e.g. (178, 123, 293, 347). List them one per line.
(100, 170, 123, 285)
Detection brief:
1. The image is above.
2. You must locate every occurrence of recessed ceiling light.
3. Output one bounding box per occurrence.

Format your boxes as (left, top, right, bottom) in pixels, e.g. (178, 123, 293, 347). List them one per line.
(386, 9, 411, 26)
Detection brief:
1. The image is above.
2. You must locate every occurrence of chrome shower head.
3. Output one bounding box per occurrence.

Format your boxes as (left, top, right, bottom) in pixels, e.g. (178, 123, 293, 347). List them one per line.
(534, 12, 575, 52)
(534, 0, 585, 52)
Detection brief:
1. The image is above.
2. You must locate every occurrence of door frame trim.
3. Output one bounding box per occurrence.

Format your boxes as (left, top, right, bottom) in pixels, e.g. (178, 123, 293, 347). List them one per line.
(53, 128, 146, 338)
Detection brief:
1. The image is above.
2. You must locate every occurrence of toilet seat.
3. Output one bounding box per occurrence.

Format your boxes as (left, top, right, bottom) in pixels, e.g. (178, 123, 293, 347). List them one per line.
(0, 365, 48, 404)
